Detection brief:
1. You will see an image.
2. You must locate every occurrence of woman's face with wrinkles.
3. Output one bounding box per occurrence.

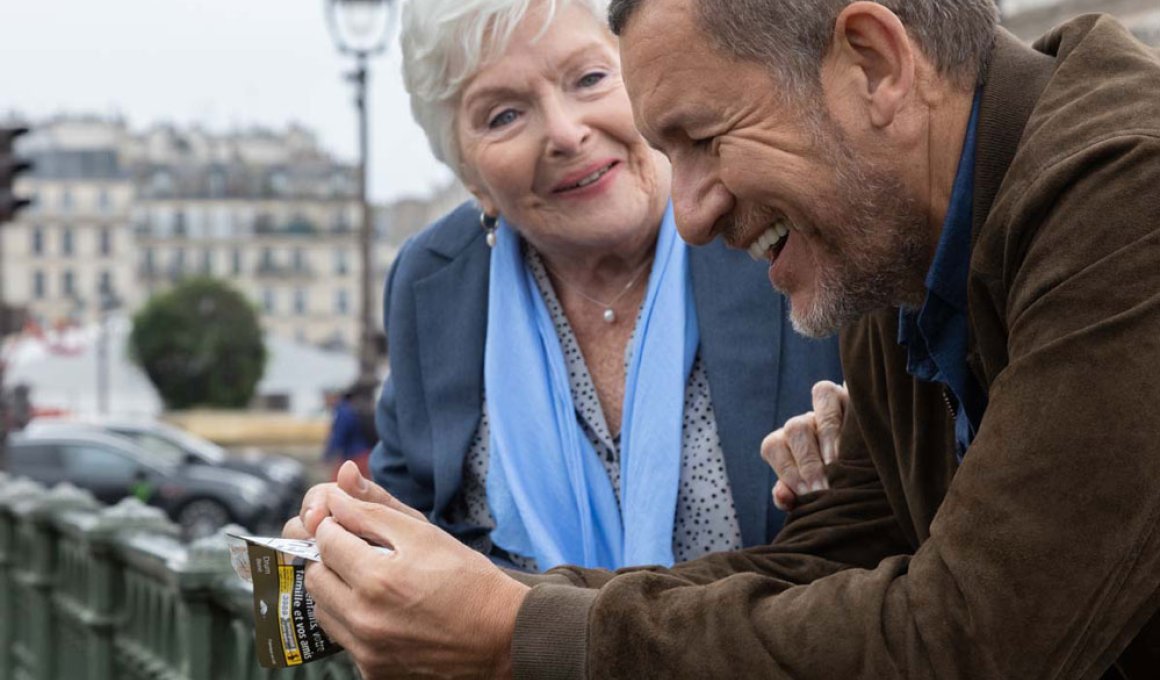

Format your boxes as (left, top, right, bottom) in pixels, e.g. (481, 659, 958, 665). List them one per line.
(456, 2, 670, 254)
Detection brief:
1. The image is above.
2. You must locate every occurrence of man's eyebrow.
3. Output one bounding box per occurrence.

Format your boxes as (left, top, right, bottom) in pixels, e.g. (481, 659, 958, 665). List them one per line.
(638, 108, 679, 143)
(643, 137, 665, 153)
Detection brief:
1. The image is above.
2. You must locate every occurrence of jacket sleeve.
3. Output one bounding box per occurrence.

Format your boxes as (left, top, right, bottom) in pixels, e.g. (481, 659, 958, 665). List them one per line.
(512, 137, 1160, 678)
(513, 399, 915, 678)
(538, 402, 911, 591)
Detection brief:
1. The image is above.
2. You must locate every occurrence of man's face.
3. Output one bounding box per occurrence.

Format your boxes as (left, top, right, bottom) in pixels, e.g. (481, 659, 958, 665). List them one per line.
(619, 0, 930, 336)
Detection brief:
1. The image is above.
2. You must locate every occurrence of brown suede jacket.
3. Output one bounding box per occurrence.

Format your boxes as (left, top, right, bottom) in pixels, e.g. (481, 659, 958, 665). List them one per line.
(508, 16, 1160, 680)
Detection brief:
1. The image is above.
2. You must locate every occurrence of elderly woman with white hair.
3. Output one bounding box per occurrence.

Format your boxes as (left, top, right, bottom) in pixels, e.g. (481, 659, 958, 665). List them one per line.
(312, 0, 841, 573)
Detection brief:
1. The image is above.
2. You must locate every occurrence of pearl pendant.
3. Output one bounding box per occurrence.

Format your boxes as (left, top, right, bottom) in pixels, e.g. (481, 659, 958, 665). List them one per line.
(486, 231, 497, 248)
(602, 308, 616, 323)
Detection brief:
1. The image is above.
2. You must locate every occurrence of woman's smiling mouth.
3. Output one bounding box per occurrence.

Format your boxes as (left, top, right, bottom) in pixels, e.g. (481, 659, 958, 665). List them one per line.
(553, 161, 620, 194)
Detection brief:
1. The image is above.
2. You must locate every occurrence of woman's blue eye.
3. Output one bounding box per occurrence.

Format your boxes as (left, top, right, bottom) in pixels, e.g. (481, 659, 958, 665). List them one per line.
(577, 72, 606, 88)
(488, 109, 519, 129)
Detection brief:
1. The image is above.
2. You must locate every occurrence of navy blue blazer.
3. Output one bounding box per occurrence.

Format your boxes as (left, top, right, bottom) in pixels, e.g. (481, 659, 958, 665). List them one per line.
(369, 201, 843, 559)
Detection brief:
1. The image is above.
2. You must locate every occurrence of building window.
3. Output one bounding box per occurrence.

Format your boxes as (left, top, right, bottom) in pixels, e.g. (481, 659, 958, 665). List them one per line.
(174, 209, 187, 237)
(330, 172, 350, 198)
(31, 227, 44, 256)
(150, 171, 173, 197)
(208, 170, 226, 198)
(61, 189, 74, 212)
(62, 227, 74, 256)
(334, 208, 351, 232)
(262, 289, 276, 313)
(98, 189, 111, 212)
(143, 247, 155, 274)
(190, 206, 213, 240)
(260, 247, 275, 271)
(293, 288, 307, 315)
(254, 212, 274, 234)
(98, 270, 112, 294)
(335, 289, 349, 315)
(172, 248, 186, 277)
(62, 270, 75, 296)
(292, 248, 305, 272)
(269, 171, 289, 196)
(212, 206, 232, 239)
(231, 248, 242, 275)
(99, 227, 112, 256)
(201, 249, 213, 274)
(334, 249, 348, 275)
(32, 270, 45, 299)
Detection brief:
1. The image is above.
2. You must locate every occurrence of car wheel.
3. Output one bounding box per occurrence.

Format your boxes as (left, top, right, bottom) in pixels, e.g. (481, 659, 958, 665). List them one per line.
(177, 499, 233, 540)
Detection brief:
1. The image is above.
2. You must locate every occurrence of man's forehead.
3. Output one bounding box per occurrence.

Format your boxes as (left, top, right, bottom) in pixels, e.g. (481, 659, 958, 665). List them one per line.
(618, 0, 697, 47)
(618, 0, 713, 137)
(619, 0, 699, 95)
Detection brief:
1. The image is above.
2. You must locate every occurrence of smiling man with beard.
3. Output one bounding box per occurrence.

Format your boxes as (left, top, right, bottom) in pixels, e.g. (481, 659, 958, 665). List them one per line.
(282, 0, 1160, 677)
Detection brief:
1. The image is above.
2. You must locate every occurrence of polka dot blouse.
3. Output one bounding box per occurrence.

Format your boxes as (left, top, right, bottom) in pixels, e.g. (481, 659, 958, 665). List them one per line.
(446, 246, 743, 570)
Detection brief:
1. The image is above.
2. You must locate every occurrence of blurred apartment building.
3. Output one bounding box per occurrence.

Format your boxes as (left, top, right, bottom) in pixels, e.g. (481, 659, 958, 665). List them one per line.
(1004, 0, 1160, 43)
(2, 115, 465, 350)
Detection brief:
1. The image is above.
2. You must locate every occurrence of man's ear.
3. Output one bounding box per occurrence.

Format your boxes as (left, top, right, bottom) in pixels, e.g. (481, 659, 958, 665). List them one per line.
(824, 1, 915, 129)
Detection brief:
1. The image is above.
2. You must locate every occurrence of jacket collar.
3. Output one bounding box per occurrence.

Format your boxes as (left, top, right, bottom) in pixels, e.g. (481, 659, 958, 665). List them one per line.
(973, 28, 1056, 243)
(414, 214, 491, 512)
(422, 204, 488, 261)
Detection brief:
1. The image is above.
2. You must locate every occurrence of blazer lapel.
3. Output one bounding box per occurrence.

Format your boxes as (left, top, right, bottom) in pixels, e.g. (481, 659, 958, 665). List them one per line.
(690, 240, 783, 547)
(413, 233, 490, 513)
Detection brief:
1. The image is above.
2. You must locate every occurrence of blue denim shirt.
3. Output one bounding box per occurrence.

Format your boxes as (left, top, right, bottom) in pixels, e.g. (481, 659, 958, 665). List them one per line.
(898, 92, 987, 462)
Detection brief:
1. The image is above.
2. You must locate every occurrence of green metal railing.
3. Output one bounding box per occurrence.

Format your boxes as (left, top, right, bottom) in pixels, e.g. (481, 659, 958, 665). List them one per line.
(0, 473, 359, 680)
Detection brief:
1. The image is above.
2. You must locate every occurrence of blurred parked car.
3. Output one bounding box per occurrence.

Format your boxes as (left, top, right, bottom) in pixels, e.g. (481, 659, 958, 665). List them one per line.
(4, 426, 285, 538)
(27, 418, 308, 519)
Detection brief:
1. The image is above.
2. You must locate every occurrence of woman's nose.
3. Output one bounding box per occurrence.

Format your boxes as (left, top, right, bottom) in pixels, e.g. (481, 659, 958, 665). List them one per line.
(543, 98, 590, 157)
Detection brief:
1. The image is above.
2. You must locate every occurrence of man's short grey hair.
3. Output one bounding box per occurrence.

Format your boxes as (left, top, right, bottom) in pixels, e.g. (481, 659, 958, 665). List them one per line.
(402, 0, 612, 175)
(609, 0, 998, 96)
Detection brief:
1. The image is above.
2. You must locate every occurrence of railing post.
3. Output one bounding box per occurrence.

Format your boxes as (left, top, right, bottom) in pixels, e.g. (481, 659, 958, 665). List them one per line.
(56, 497, 180, 680)
(169, 524, 248, 680)
(10, 483, 101, 680)
(0, 474, 48, 680)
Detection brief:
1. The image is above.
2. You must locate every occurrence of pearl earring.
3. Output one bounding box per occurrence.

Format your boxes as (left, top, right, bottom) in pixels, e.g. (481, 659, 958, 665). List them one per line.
(479, 212, 498, 248)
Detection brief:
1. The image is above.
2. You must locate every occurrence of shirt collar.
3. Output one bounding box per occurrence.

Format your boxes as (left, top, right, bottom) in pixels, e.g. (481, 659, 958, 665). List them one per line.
(923, 91, 982, 312)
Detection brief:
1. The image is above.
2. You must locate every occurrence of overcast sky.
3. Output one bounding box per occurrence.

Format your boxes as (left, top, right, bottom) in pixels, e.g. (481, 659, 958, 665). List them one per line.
(0, 0, 453, 203)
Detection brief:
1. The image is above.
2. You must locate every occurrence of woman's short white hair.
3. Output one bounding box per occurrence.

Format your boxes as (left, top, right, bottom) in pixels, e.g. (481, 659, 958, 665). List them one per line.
(401, 0, 612, 176)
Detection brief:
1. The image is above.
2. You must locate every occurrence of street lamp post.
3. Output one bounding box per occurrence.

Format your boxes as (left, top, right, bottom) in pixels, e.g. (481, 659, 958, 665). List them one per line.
(325, 0, 400, 390)
(96, 287, 121, 416)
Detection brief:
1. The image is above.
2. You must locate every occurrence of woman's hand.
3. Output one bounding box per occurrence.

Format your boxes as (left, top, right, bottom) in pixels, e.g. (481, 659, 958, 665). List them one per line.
(761, 381, 848, 512)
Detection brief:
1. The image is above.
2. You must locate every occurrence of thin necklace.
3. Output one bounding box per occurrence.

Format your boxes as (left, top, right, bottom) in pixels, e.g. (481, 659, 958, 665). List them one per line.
(543, 255, 654, 324)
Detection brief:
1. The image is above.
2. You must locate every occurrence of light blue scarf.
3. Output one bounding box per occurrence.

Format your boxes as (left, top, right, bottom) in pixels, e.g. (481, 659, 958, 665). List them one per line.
(484, 203, 697, 571)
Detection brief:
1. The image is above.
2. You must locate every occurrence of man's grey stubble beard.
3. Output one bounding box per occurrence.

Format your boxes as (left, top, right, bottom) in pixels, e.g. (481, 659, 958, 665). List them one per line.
(784, 120, 930, 339)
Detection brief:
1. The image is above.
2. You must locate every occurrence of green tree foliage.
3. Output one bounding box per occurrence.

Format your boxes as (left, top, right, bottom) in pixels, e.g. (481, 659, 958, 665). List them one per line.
(130, 278, 267, 409)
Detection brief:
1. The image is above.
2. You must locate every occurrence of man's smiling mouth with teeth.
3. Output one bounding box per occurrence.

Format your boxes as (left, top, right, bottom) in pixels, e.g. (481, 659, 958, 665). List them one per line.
(747, 220, 792, 262)
(557, 162, 616, 191)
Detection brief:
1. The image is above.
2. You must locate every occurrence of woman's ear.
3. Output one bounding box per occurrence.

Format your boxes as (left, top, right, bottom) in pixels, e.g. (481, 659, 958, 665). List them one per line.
(466, 185, 499, 219)
(460, 162, 500, 218)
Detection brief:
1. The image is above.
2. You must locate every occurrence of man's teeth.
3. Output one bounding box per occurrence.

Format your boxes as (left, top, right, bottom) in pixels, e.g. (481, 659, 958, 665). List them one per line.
(565, 164, 613, 190)
(747, 221, 792, 262)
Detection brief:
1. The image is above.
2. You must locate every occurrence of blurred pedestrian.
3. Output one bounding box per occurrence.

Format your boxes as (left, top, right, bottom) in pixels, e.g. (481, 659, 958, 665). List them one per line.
(322, 383, 376, 481)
